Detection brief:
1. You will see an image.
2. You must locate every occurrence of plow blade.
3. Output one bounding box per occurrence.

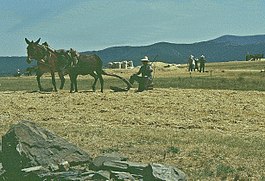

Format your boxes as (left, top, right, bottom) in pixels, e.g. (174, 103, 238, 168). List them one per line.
(110, 86, 130, 92)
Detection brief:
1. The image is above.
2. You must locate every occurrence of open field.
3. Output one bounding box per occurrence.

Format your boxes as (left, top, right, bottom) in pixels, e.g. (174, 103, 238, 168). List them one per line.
(0, 61, 265, 180)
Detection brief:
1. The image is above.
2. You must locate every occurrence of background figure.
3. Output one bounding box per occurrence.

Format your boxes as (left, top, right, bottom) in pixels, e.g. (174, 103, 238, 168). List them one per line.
(188, 55, 195, 72)
(199, 55, 207, 72)
(14, 69, 21, 77)
(129, 56, 153, 92)
(195, 58, 199, 71)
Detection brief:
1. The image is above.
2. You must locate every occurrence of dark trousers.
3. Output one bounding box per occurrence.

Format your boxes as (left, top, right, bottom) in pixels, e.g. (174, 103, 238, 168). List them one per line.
(200, 63, 205, 72)
(129, 74, 152, 91)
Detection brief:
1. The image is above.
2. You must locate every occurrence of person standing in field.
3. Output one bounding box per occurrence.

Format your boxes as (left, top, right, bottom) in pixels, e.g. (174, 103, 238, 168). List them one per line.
(194, 58, 199, 71)
(129, 56, 153, 92)
(199, 55, 207, 72)
(188, 55, 195, 72)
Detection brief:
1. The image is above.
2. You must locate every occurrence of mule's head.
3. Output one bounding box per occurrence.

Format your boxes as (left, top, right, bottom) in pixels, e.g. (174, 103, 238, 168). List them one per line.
(25, 38, 47, 64)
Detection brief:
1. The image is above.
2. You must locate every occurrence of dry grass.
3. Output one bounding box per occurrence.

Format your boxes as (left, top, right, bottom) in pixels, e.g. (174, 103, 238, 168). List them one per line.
(1, 61, 265, 180)
(1, 88, 265, 180)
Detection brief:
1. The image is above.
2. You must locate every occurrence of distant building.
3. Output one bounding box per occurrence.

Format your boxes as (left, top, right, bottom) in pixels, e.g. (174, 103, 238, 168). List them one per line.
(108, 60, 134, 69)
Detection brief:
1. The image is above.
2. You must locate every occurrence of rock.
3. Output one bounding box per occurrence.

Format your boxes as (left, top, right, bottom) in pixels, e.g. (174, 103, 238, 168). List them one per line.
(103, 160, 148, 176)
(58, 160, 70, 171)
(36, 170, 94, 181)
(111, 171, 136, 181)
(21, 165, 45, 173)
(1, 120, 92, 174)
(20, 165, 50, 181)
(143, 163, 187, 181)
(90, 152, 128, 170)
(92, 170, 111, 180)
(103, 160, 128, 171)
(0, 163, 4, 175)
(0, 121, 187, 180)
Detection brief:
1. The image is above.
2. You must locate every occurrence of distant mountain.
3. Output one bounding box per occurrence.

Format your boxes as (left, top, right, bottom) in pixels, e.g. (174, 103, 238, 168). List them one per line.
(82, 34, 265, 65)
(0, 57, 36, 76)
(1, 34, 265, 75)
(210, 34, 265, 45)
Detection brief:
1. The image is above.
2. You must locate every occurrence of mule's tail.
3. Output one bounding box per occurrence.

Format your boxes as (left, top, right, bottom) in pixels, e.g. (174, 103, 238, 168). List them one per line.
(101, 70, 132, 90)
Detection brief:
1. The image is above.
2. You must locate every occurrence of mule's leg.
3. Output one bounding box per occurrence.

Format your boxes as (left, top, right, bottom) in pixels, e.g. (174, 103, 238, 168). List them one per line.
(69, 74, 74, 93)
(89, 72, 98, 92)
(97, 73, 104, 93)
(36, 70, 44, 91)
(58, 71, 65, 89)
(73, 74, 78, 92)
(51, 71, 58, 92)
(69, 73, 77, 93)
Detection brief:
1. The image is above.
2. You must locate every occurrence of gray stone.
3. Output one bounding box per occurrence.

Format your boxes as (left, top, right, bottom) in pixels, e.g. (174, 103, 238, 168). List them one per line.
(111, 171, 136, 181)
(1, 120, 92, 173)
(0, 163, 4, 175)
(20, 166, 50, 181)
(21, 165, 45, 173)
(103, 160, 129, 171)
(143, 163, 187, 181)
(39, 170, 93, 181)
(126, 161, 148, 175)
(91, 152, 127, 170)
(92, 170, 111, 180)
(0, 121, 187, 180)
(21, 169, 95, 181)
(103, 160, 148, 174)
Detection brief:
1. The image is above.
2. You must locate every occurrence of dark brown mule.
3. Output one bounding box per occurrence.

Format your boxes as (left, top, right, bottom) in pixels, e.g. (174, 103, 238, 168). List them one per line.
(25, 38, 71, 91)
(68, 54, 132, 93)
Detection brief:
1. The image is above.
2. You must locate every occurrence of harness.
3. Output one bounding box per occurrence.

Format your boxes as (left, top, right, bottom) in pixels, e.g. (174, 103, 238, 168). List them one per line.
(28, 42, 80, 72)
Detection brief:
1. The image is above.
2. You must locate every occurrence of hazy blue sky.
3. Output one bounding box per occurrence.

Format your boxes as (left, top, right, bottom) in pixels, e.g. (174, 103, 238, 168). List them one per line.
(1, 0, 265, 56)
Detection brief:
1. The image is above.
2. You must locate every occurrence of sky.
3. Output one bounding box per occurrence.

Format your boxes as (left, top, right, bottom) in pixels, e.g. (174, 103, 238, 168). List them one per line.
(1, 0, 265, 56)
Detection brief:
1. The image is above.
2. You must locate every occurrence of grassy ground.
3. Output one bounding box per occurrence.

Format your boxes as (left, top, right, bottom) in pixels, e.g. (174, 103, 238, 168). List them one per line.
(0, 60, 265, 180)
(1, 61, 265, 92)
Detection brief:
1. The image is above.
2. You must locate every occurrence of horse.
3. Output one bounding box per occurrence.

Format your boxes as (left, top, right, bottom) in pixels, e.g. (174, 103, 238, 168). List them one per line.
(25, 38, 75, 91)
(68, 53, 132, 93)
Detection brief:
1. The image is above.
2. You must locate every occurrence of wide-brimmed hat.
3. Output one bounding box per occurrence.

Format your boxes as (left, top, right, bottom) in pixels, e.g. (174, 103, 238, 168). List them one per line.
(141, 56, 149, 62)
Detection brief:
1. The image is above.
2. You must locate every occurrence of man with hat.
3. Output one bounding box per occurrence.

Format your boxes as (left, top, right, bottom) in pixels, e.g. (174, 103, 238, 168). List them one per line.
(199, 55, 207, 72)
(129, 56, 153, 92)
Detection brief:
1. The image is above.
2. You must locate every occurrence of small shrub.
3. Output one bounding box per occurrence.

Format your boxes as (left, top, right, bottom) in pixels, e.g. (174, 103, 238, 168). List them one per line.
(167, 146, 180, 154)
(216, 164, 235, 177)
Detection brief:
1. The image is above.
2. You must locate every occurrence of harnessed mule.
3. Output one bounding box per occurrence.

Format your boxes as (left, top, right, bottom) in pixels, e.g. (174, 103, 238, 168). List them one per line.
(68, 54, 132, 93)
(25, 38, 73, 91)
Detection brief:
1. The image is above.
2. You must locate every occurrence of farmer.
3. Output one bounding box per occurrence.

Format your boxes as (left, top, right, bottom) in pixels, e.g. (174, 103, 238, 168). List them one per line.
(199, 55, 207, 72)
(129, 56, 153, 92)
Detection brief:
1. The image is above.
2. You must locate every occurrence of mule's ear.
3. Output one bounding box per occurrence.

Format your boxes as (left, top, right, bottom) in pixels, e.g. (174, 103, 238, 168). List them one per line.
(35, 38, 41, 44)
(25, 38, 30, 44)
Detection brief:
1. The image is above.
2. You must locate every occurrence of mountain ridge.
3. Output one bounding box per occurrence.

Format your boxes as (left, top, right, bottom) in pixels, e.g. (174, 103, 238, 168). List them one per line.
(82, 34, 265, 65)
(1, 34, 265, 75)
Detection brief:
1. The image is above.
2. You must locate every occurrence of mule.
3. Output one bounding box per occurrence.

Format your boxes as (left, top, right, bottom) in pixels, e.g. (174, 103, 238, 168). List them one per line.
(68, 54, 132, 93)
(25, 38, 74, 91)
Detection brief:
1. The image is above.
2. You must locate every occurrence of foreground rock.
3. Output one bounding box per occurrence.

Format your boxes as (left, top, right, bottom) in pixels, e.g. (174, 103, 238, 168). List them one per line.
(0, 121, 187, 180)
(1, 120, 92, 179)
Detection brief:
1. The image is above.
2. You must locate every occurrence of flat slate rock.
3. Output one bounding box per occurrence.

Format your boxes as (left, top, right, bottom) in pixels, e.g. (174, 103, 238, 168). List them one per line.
(144, 163, 187, 181)
(1, 120, 92, 173)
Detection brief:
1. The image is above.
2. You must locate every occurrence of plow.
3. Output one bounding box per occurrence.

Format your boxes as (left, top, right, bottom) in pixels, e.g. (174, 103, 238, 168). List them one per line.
(109, 74, 132, 92)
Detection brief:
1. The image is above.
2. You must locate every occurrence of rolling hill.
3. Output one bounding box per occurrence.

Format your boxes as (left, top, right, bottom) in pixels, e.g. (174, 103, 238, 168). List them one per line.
(83, 34, 265, 65)
(1, 34, 265, 75)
